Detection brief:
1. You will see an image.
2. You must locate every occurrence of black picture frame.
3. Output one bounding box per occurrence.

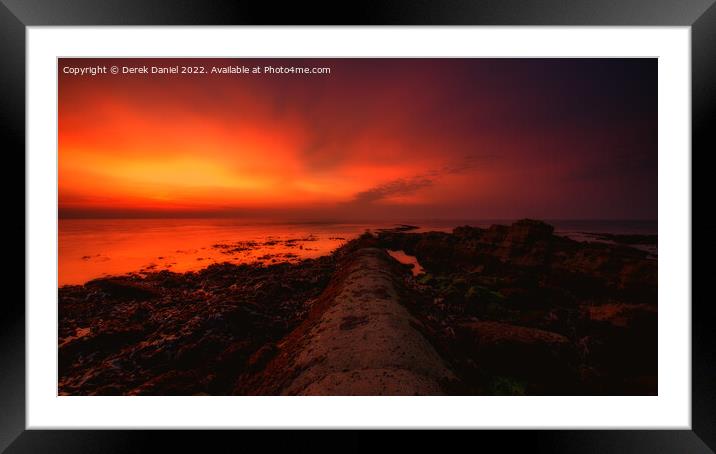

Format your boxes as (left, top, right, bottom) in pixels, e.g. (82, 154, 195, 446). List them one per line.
(3, 0, 713, 452)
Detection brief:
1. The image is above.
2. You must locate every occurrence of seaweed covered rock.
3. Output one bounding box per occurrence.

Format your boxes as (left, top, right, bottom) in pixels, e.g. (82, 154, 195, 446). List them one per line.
(455, 320, 578, 393)
(85, 277, 161, 300)
(58, 255, 338, 396)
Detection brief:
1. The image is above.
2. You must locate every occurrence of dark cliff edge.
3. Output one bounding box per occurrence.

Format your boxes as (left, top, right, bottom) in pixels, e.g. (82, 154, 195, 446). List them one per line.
(59, 219, 657, 395)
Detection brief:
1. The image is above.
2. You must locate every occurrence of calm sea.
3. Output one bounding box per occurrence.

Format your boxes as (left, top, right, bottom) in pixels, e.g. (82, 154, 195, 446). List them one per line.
(58, 218, 657, 286)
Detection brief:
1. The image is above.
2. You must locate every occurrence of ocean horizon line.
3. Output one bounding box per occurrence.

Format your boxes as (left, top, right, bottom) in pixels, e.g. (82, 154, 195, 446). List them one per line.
(58, 216, 659, 223)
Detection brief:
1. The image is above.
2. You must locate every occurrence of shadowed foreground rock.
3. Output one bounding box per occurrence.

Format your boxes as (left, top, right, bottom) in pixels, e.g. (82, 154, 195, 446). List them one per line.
(374, 219, 657, 395)
(238, 248, 456, 395)
(455, 321, 578, 392)
(58, 258, 337, 395)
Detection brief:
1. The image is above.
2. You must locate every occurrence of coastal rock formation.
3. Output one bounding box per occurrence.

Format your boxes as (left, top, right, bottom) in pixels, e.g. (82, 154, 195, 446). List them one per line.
(58, 258, 338, 395)
(374, 219, 657, 394)
(58, 219, 657, 396)
(377, 219, 656, 301)
(492, 219, 554, 267)
(455, 321, 577, 392)
(239, 248, 456, 395)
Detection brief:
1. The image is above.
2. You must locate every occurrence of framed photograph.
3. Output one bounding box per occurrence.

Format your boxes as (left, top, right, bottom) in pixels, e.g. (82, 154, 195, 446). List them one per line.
(6, 0, 713, 451)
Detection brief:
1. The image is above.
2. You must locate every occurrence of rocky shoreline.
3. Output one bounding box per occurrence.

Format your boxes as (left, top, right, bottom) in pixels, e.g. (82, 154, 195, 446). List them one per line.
(59, 219, 657, 395)
(59, 253, 339, 395)
(373, 219, 657, 395)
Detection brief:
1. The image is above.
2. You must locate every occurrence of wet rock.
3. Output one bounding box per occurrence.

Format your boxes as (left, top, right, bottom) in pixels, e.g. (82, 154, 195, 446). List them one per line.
(585, 232, 657, 245)
(584, 302, 656, 329)
(85, 278, 161, 300)
(59, 253, 338, 396)
(455, 320, 577, 392)
(578, 302, 657, 392)
(128, 369, 209, 395)
(412, 232, 459, 270)
(492, 219, 554, 267)
(482, 224, 509, 244)
(247, 343, 278, 370)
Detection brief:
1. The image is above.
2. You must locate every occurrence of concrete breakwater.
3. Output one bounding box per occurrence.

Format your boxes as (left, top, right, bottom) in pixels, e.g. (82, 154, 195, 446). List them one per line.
(242, 248, 456, 395)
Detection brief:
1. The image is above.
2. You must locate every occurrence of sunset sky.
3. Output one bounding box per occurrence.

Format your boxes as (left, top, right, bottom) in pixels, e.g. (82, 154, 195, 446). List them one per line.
(58, 58, 657, 221)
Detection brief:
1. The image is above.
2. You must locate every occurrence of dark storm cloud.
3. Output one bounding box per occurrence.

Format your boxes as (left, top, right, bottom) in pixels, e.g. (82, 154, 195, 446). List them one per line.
(352, 154, 495, 203)
(353, 176, 434, 203)
(435, 154, 496, 175)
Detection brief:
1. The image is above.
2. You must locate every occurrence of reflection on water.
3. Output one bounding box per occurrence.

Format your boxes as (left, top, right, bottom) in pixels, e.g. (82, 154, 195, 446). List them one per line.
(59, 219, 373, 286)
(58, 218, 656, 286)
(387, 250, 425, 276)
(59, 327, 91, 348)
